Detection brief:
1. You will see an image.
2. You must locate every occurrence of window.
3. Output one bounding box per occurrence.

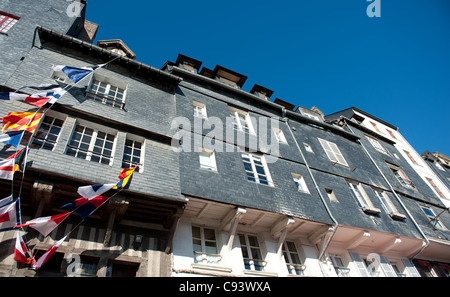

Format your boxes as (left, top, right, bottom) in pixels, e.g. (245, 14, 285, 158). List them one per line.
(229, 107, 255, 134)
(291, 173, 309, 194)
(239, 234, 265, 271)
(318, 138, 348, 166)
(66, 124, 116, 165)
(347, 181, 380, 214)
(86, 77, 126, 109)
(369, 121, 380, 132)
(425, 177, 445, 199)
(241, 152, 273, 186)
(31, 116, 64, 151)
(420, 205, 447, 230)
(122, 138, 143, 172)
(106, 261, 139, 277)
(326, 188, 338, 202)
(73, 256, 99, 276)
(387, 163, 415, 189)
(282, 241, 305, 276)
(391, 262, 407, 277)
(192, 226, 220, 265)
(373, 189, 405, 219)
(303, 143, 313, 153)
(199, 149, 217, 171)
(193, 101, 207, 119)
(0, 12, 19, 34)
(272, 127, 287, 144)
(386, 129, 397, 140)
(329, 254, 350, 277)
(403, 150, 418, 165)
(365, 135, 387, 154)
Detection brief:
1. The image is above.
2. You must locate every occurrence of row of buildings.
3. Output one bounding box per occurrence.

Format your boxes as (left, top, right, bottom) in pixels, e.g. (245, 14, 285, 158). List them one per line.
(0, 0, 448, 277)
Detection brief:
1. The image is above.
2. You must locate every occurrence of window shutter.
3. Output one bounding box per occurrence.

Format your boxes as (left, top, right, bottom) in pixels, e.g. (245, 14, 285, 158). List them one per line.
(379, 255, 397, 277)
(401, 258, 421, 277)
(349, 252, 370, 277)
(319, 139, 337, 163)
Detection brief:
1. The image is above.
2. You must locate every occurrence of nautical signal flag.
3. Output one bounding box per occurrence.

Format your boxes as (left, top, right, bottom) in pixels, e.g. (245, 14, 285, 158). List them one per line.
(14, 231, 33, 264)
(32, 235, 67, 270)
(52, 64, 103, 83)
(0, 131, 24, 148)
(0, 199, 20, 231)
(114, 166, 137, 189)
(62, 195, 109, 219)
(77, 183, 116, 200)
(0, 148, 27, 179)
(1, 112, 43, 133)
(15, 212, 71, 237)
(0, 92, 50, 108)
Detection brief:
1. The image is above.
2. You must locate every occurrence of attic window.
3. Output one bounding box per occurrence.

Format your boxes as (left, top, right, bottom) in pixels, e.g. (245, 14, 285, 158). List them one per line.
(181, 61, 196, 73)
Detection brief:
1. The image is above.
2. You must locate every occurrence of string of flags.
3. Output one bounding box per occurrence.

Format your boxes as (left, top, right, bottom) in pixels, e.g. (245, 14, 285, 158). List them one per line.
(0, 58, 131, 270)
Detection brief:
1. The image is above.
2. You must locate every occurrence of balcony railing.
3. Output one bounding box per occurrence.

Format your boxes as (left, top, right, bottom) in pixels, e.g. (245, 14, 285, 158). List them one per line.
(243, 258, 267, 272)
(334, 267, 351, 277)
(286, 263, 306, 276)
(193, 251, 222, 265)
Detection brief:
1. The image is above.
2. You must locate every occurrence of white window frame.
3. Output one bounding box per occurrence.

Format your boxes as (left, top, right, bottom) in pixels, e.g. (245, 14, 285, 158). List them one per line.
(329, 254, 350, 277)
(241, 152, 274, 186)
(229, 107, 255, 134)
(86, 75, 127, 109)
(198, 148, 217, 171)
(318, 138, 348, 167)
(121, 136, 145, 173)
(272, 127, 287, 144)
(388, 164, 415, 189)
(365, 135, 388, 154)
(291, 173, 309, 194)
(347, 180, 380, 214)
(282, 241, 305, 276)
(238, 233, 266, 272)
(373, 188, 397, 215)
(31, 114, 65, 151)
(192, 226, 220, 265)
(66, 123, 117, 166)
(420, 205, 447, 231)
(193, 100, 207, 119)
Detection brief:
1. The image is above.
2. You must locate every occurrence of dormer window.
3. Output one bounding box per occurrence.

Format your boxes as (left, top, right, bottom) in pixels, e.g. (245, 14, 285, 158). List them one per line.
(250, 84, 274, 101)
(175, 54, 202, 73)
(213, 66, 247, 89)
(86, 75, 127, 109)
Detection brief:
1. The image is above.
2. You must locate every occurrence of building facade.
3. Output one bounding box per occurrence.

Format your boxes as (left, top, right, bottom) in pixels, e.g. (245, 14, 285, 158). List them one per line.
(0, 0, 448, 277)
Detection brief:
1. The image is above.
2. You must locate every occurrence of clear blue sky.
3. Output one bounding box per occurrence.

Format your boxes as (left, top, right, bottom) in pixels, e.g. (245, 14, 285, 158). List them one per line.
(85, 0, 450, 156)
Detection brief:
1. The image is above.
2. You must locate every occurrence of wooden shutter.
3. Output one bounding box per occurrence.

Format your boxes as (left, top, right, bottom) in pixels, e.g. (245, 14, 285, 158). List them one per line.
(349, 252, 370, 277)
(379, 255, 397, 277)
(401, 258, 421, 277)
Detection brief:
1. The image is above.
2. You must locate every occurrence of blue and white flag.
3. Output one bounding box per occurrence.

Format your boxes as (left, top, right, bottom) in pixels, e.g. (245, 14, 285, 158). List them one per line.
(0, 131, 24, 148)
(77, 183, 116, 200)
(52, 64, 104, 83)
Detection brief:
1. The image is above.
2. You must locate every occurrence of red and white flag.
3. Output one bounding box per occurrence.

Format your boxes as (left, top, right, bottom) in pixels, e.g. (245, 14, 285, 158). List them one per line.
(0, 199, 19, 231)
(32, 235, 67, 270)
(15, 212, 70, 237)
(0, 158, 15, 180)
(14, 231, 33, 264)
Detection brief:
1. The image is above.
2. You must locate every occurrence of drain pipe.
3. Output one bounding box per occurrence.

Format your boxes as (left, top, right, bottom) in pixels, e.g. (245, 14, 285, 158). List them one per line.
(341, 118, 430, 259)
(283, 109, 338, 270)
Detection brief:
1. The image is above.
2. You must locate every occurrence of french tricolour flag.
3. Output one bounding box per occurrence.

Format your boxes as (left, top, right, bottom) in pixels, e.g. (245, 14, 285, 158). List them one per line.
(15, 212, 71, 237)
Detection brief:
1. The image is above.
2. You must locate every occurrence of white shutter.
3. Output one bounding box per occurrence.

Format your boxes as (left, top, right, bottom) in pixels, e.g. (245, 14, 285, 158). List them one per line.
(379, 255, 397, 277)
(319, 138, 338, 163)
(402, 258, 421, 277)
(349, 252, 370, 277)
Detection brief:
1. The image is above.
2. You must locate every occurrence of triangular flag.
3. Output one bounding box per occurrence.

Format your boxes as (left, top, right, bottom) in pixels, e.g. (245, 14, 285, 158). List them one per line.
(0, 200, 20, 231)
(52, 65, 96, 83)
(14, 231, 33, 264)
(77, 183, 116, 200)
(1, 112, 43, 133)
(15, 212, 70, 237)
(61, 195, 109, 219)
(32, 235, 67, 270)
(113, 166, 137, 189)
(0, 131, 24, 147)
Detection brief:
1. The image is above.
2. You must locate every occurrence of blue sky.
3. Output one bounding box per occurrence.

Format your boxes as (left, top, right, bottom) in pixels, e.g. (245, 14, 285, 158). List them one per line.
(86, 0, 450, 156)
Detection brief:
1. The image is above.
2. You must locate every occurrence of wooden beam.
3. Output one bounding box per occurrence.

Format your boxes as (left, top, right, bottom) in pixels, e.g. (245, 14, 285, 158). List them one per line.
(346, 231, 371, 250)
(380, 237, 402, 254)
(270, 216, 295, 239)
(308, 225, 330, 245)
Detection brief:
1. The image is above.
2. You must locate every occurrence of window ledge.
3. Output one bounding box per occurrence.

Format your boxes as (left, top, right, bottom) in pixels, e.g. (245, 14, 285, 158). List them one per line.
(362, 206, 381, 214)
(389, 212, 407, 220)
(191, 263, 232, 273)
(243, 270, 278, 277)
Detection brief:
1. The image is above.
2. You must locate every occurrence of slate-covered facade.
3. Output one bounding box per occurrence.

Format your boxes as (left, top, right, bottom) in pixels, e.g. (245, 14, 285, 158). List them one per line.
(0, 0, 448, 277)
